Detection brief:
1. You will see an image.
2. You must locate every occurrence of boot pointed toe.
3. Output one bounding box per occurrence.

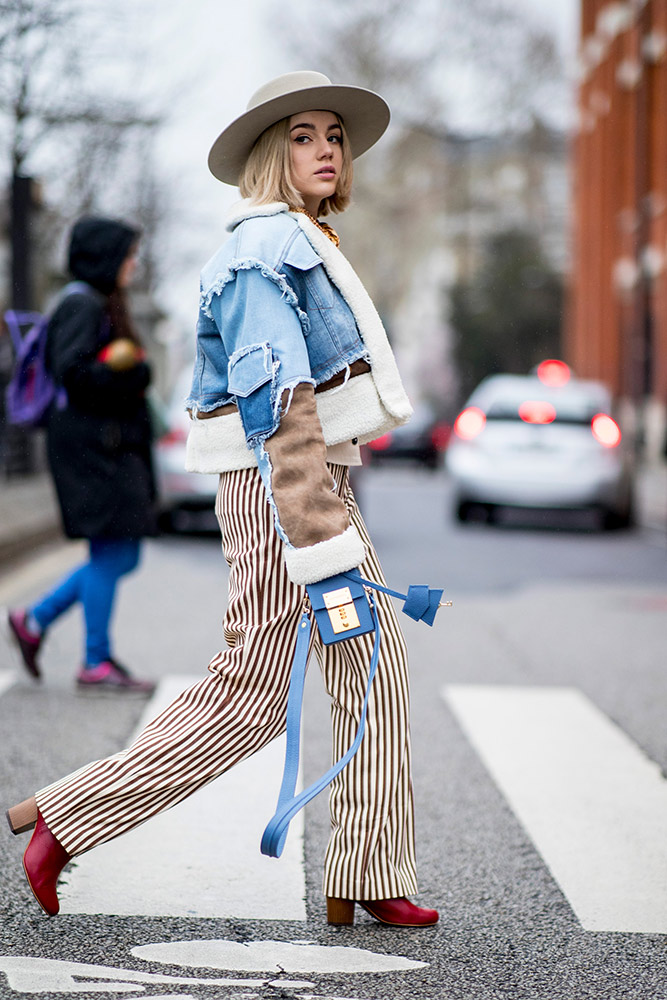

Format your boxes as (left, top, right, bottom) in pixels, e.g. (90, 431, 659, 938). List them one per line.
(359, 897, 439, 926)
(327, 895, 438, 927)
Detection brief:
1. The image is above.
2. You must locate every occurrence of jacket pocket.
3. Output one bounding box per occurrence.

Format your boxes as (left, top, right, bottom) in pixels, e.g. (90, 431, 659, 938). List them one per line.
(227, 342, 278, 445)
(228, 341, 274, 397)
(283, 236, 332, 311)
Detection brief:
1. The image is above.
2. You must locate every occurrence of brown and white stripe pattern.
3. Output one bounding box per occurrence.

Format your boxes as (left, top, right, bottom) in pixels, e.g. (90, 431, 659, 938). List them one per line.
(36, 465, 417, 901)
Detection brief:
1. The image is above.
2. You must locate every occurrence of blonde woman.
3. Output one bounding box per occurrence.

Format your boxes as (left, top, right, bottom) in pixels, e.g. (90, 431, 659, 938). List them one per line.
(8, 72, 438, 928)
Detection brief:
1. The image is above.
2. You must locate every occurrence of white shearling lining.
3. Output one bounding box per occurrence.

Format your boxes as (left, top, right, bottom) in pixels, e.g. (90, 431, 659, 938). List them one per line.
(226, 199, 289, 232)
(185, 412, 255, 473)
(185, 373, 408, 474)
(283, 525, 366, 586)
(290, 211, 412, 423)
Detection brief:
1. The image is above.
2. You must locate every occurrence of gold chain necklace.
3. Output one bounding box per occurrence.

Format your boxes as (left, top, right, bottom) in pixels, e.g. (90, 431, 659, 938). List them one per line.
(293, 207, 340, 248)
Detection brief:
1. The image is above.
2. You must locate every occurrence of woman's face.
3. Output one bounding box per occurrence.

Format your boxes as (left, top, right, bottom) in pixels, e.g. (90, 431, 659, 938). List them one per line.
(288, 110, 343, 217)
(116, 247, 139, 289)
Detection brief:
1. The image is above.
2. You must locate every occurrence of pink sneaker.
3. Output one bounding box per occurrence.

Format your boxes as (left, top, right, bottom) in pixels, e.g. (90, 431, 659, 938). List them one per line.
(76, 659, 155, 694)
(6, 609, 42, 680)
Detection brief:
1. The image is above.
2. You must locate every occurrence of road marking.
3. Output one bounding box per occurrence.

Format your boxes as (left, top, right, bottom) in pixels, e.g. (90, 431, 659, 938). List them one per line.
(0, 955, 286, 994)
(0, 940, 426, 995)
(131, 939, 427, 973)
(443, 684, 667, 933)
(0, 669, 15, 697)
(59, 676, 306, 920)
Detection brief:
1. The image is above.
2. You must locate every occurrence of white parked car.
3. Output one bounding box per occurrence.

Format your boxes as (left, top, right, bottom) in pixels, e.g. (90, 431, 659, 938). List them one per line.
(154, 368, 219, 532)
(445, 363, 635, 529)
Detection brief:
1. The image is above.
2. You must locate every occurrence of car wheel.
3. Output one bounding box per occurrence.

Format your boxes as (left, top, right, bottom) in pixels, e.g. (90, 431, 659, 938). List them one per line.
(601, 504, 633, 531)
(456, 500, 497, 524)
(485, 503, 498, 525)
(456, 500, 472, 522)
(157, 509, 175, 533)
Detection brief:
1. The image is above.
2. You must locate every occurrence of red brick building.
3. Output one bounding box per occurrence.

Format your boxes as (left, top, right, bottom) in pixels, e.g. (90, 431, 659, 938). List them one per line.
(566, 0, 667, 457)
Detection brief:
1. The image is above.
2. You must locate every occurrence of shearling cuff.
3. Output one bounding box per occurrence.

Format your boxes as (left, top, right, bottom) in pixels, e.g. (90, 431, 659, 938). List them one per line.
(283, 525, 366, 586)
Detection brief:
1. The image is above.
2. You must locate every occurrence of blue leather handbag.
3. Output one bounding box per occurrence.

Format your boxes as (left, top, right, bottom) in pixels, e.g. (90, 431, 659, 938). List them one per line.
(306, 573, 375, 644)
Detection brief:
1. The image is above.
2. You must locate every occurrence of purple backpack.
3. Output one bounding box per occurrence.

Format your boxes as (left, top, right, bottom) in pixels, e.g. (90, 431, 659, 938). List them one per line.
(4, 282, 93, 429)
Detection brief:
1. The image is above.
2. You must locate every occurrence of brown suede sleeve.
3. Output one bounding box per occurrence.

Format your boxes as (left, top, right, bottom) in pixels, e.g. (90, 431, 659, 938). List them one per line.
(263, 383, 350, 549)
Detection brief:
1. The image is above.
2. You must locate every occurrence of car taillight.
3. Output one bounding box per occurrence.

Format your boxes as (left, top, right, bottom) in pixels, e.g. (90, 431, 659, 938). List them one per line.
(368, 432, 393, 451)
(430, 421, 451, 450)
(453, 406, 486, 440)
(591, 413, 622, 448)
(518, 400, 557, 424)
(537, 359, 571, 387)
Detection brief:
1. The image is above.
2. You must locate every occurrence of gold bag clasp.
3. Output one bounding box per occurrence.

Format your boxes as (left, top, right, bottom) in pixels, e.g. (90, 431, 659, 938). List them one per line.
(323, 586, 361, 634)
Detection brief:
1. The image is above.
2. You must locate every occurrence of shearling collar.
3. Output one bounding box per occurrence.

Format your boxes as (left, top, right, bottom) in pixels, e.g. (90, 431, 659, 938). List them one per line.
(225, 200, 289, 232)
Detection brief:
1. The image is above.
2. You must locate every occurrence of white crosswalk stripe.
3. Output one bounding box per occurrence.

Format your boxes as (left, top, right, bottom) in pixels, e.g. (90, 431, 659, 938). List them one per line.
(443, 684, 667, 934)
(0, 670, 15, 697)
(59, 676, 307, 920)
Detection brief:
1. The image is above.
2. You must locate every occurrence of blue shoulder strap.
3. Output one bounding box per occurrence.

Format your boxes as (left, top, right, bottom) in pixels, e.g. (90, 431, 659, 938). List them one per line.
(261, 596, 381, 858)
(342, 571, 449, 625)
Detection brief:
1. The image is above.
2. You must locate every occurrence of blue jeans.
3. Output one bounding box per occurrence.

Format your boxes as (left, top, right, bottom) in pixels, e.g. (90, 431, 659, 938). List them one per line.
(31, 538, 141, 665)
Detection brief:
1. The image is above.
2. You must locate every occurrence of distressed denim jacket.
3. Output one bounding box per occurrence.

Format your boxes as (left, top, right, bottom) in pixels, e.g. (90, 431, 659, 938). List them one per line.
(186, 201, 412, 584)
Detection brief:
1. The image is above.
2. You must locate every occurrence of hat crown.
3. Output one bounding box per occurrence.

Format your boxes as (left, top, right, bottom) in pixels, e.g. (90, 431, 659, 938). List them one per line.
(247, 71, 333, 112)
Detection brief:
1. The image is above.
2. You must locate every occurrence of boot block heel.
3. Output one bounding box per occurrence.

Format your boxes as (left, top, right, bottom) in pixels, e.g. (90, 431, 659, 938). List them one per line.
(327, 897, 355, 925)
(7, 796, 38, 835)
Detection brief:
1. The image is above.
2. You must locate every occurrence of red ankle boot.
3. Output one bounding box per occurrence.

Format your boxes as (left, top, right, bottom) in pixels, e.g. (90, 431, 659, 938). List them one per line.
(22, 812, 71, 916)
(327, 896, 439, 926)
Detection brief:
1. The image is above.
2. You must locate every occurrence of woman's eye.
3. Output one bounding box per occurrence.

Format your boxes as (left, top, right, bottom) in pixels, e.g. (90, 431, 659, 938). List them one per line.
(328, 134, 341, 143)
(294, 134, 310, 143)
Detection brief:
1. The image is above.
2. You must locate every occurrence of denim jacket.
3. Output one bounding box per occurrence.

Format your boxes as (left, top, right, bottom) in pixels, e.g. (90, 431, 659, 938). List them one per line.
(186, 200, 412, 584)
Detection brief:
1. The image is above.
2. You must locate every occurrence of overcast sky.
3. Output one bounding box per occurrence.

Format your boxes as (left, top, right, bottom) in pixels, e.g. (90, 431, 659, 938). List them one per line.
(76, 0, 580, 341)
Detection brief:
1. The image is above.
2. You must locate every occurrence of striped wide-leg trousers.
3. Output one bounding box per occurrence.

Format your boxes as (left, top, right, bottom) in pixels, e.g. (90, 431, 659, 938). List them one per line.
(36, 465, 418, 901)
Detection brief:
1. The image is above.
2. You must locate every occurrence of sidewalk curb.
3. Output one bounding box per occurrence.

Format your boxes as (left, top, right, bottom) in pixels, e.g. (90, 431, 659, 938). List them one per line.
(0, 472, 62, 571)
(0, 523, 62, 568)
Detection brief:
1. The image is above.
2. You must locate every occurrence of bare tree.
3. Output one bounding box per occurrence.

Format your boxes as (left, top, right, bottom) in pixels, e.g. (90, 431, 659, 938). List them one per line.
(0, 0, 159, 175)
(0, 0, 162, 309)
(443, 0, 565, 131)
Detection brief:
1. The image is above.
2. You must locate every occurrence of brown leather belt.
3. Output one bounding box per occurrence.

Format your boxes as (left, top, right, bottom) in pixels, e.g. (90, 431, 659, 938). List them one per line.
(315, 358, 370, 393)
(194, 359, 371, 420)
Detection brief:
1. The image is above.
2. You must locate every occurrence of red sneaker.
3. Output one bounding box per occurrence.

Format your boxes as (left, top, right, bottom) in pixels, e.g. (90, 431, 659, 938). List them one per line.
(6, 609, 42, 680)
(76, 659, 155, 694)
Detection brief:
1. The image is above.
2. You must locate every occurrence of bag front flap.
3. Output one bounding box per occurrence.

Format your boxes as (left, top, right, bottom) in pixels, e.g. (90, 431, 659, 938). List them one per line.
(307, 574, 365, 612)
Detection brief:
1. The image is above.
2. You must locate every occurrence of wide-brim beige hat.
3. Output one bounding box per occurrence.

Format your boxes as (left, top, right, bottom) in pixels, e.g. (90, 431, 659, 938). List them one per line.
(208, 70, 390, 185)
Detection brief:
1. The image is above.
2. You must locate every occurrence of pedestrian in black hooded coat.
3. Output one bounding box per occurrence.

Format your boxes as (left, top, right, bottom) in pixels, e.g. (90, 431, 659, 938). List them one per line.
(6, 217, 156, 692)
(47, 217, 156, 538)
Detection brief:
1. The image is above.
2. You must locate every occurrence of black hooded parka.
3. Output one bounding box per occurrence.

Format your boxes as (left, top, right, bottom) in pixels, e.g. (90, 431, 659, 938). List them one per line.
(45, 218, 157, 539)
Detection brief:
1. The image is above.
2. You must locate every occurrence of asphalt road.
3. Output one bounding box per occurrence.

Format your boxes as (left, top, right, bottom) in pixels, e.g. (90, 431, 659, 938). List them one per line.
(0, 466, 666, 1000)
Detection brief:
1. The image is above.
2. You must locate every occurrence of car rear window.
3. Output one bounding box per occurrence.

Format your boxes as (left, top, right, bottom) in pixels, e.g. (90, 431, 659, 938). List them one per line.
(485, 395, 600, 424)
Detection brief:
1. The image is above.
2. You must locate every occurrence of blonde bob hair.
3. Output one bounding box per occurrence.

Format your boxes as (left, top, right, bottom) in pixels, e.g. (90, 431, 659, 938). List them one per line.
(238, 114, 353, 216)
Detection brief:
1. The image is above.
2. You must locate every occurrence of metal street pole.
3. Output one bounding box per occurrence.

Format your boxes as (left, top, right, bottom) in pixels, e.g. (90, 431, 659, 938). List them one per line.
(10, 173, 34, 311)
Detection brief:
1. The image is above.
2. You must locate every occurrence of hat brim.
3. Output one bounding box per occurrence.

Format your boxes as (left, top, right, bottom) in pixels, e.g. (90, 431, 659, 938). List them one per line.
(208, 84, 390, 185)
